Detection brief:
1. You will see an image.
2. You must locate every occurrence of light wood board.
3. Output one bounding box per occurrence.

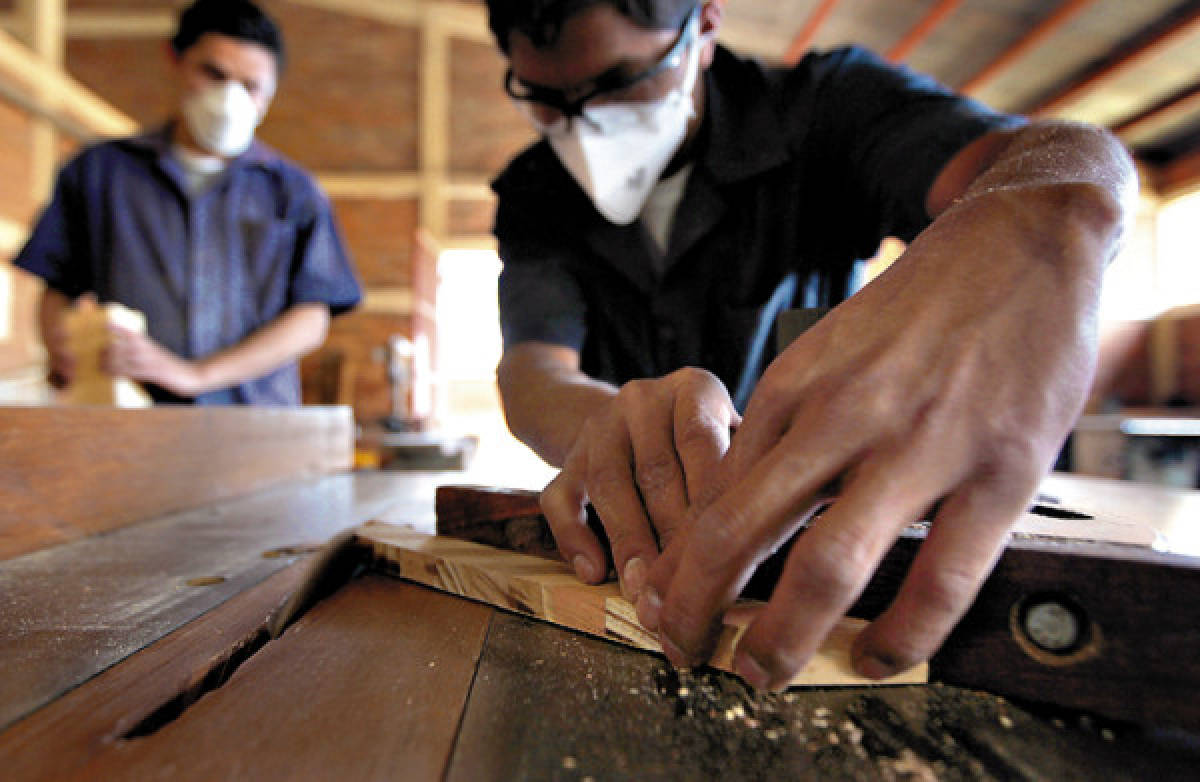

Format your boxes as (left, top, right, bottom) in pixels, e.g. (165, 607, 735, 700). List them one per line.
(358, 521, 927, 688)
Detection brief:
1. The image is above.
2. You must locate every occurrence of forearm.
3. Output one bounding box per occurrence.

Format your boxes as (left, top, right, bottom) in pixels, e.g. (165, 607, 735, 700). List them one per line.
(497, 342, 617, 467)
(952, 121, 1136, 268)
(191, 303, 330, 394)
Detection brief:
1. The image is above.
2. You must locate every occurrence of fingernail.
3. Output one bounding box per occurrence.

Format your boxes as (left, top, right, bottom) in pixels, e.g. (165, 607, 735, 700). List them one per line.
(636, 586, 662, 631)
(855, 653, 898, 680)
(661, 635, 690, 668)
(621, 557, 646, 602)
(734, 652, 771, 690)
(572, 555, 600, 583)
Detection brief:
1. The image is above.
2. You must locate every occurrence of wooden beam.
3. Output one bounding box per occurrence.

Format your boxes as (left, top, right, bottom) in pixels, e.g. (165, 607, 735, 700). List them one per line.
(18, 0, 65, 204)
(1112, 81, 1200, 143)
(887, 0, 964, 62)
(1154, 147, 1200, 198)
(319, 172, 422, 199)
(782, 0, 843, 66)
(0, 10, 175, 38)
(420, 15, 451, 241)
(316, 173, 493, 201)
(1031, 5, 1200, 117)
(960, 0, 1099, 96)
(287, 0, 491, 43)
(0, 26, 137, 137)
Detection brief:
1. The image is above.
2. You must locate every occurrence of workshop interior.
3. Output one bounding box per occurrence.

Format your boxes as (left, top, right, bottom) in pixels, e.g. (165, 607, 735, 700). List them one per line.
(3, 1, 1200, 779)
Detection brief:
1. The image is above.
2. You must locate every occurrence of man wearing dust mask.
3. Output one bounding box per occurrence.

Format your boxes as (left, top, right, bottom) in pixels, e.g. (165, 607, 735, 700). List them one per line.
(486, 0, 1134, 691)
(15, 0, 361, 405)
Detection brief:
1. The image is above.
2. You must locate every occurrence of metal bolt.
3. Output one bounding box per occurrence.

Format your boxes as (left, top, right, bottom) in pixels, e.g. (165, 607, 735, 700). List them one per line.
(1023, 599, 1082, 652)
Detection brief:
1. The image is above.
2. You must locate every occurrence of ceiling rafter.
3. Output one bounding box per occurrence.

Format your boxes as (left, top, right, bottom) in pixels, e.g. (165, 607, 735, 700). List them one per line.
(887, 0, 964, 63)
(782, 0, 842, 66)
(1155, 145, 1200, 196)
(959, 0, 1099, 96)
(1113, 82, 1200, 143)
(1030, 4, 1200, 117)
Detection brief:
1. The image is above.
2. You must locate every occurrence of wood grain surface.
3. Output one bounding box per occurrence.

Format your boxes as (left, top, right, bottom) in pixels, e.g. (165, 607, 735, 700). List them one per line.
(0, 471, 440, 731)
(446, 610, 1190, 782)
(359, 522, 927, 688)
(0, 563, 313, 781)
(2, 573, 493, 782)
(0, 406, 355, 561)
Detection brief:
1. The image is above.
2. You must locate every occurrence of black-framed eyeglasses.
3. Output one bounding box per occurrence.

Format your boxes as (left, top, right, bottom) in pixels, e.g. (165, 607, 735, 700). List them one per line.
(504, 6, 700, 122)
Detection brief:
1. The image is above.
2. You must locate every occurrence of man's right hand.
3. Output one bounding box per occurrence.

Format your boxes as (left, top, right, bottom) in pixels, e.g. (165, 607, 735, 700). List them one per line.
(539, 367, 740, 602)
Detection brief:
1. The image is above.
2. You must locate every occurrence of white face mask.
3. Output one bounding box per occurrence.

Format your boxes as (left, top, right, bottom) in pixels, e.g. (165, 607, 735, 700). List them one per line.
(181, 82, 261, 159)
(540, 23, 704, 225)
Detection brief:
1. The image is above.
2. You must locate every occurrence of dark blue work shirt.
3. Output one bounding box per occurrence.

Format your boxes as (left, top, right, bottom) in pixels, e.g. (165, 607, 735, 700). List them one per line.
(493, 46, 1024, 411)
(15, 125, 361, 406)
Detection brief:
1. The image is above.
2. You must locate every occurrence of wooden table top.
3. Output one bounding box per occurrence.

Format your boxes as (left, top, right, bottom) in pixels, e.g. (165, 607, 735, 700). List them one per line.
(3, 470, 1200, 780)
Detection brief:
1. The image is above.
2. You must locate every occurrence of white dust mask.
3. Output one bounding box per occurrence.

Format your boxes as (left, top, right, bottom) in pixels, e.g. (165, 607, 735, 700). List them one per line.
(181, 82, 261, 158)
(542, 23, 704, 225)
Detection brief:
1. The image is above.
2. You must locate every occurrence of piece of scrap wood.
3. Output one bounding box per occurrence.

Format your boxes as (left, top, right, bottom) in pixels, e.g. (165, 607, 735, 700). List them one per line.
(358, 521, 927, 687)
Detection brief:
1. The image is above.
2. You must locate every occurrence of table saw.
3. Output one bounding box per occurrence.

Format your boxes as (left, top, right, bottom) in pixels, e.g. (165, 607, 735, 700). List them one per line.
(2, 406, 1199, 780)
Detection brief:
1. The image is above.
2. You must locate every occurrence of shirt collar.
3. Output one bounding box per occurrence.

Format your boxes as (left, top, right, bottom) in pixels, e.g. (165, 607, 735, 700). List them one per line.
(122, 120, 281, 170)
(700, 46, 791, 183)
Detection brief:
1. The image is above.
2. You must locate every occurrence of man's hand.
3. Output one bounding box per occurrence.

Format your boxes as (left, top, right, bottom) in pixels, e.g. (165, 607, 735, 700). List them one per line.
(635, 122, 1134, 688)
(540, 367, 740, 601)
(105, 326, 202, 397)
(44, 319, 76, 389)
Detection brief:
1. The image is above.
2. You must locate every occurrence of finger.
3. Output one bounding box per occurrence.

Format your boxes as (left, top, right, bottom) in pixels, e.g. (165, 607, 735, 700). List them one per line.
(586, 418, 664, 602)
(651, 418, 872, 667)
(539, 448, 608, 585)
(850, 477, 1031, 679)
(673, 386, 738, 516)
(729, 451, 947, 689)
(624, 394, 689, 548)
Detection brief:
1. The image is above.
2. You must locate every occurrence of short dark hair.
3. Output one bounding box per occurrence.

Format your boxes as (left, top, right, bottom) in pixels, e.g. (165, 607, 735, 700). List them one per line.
(171, 0, 285, 69)
(487, 0, 697, 53)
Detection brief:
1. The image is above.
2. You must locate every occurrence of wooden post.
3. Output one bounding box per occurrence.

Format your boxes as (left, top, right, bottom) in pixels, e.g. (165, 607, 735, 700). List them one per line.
(420, 11, 451, 243)
(18, 0, 65, 205)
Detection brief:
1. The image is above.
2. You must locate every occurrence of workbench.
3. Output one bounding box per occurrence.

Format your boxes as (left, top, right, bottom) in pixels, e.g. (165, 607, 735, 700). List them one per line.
(2, 407, 1199, 780)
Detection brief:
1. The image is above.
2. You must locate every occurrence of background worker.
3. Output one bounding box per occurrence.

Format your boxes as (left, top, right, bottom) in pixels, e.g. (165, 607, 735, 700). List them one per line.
(15, 0, 360, 405)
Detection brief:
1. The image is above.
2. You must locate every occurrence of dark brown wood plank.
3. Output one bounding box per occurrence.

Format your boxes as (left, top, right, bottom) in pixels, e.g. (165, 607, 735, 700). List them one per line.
(60, 576, 491, 782)
(0, 406, 354, 561)
(0, 470, 442, 730)
(447, 610, 1200, 781)
(0, 563, 312, 782)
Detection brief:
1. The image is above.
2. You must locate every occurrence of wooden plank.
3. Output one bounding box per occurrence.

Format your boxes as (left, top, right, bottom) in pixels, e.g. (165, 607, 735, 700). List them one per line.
(359, 523, 926, 687)
(0, 470, 439, 731)
(0, 405, 354, 561)
(35, 576, 492, 782)
(60, 300, 152, 407)
(0, 562, 310, 781)
(446, 610, 1191, 781)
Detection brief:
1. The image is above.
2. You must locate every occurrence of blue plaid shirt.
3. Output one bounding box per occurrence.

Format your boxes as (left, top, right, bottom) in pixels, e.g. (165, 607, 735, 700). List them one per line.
(15, 125, 361, 405)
